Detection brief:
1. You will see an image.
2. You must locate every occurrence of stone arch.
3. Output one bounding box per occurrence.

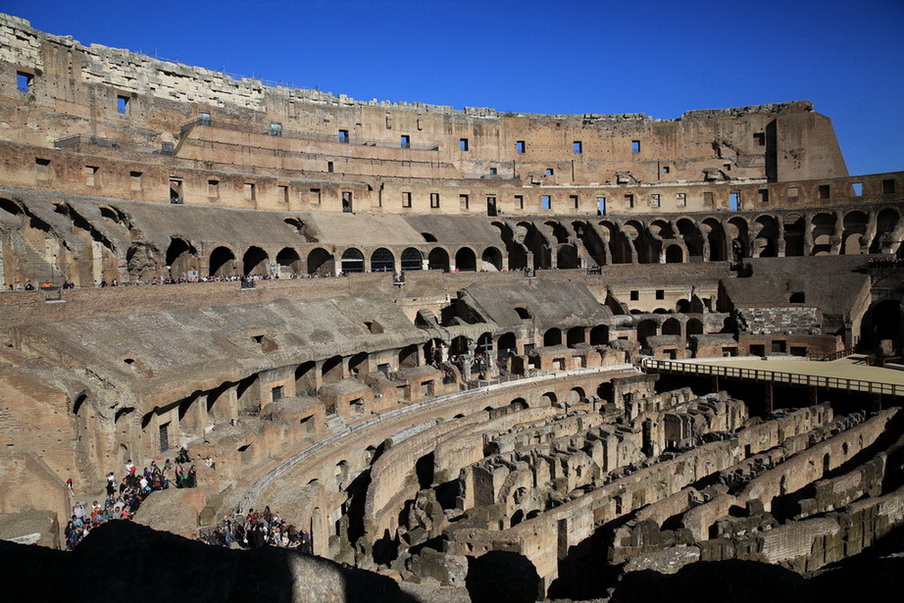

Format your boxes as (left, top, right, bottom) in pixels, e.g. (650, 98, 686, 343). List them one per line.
(165, 238, 198, 279)
(702, 218, 727, 261)
(842, 211, 868, 255)
(243, 246, 269, 276)
(126, 243, 159, 282)
(753, 215, 779, 258)
(276, 247, 301, 276)
(493, 221, 528, 270)
(566, 326, 585, 347)
(590, 324, 609, 345)
(811, 213, 836, 256)
(428, 248, 450, 271)
(783, 214, 806, 256)
(686, 318, 704, 336)
(637, 319, 658, 347)
(510, 397, 528, 410)
(727, 217, 750, 262)
(399, 344, 419, 368)
(497, 332, 517, 355)
(662, 317, 681, 336)
(871, 208, 900, 254)
(544, 328, 562, 347)
(481, 246, 503, 271)
(401, 247, 423, 271)
(455, 247, 477, 272)
(541, 392, 558, 406)
(348, 351, 369, 377)
(665, 244, 684, 263)
(208, 246, 236, 277)
(518, 221, 551, 269)
(572, 220, 608, 266)
(556, 244, 579, 269)
(307, 247, 334, 276)
(677, 218, 704, 261)
(321, 355, 344, 384)
(370, 247, 395, 272)
(600, 220, 632, 264)
(341, 248, 365, 273)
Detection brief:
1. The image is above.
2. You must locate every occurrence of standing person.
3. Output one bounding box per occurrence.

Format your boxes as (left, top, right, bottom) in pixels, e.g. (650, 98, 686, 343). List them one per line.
(106, 472, 116, 497)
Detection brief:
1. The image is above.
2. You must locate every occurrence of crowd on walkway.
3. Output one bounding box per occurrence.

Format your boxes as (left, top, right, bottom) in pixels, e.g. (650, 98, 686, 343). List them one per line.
(64, 447, 198, 550)
(196, 505, 313, 553)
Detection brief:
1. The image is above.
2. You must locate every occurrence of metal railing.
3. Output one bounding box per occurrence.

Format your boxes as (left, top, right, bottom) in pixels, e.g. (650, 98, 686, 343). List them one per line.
(642, 358, 904, 397)
(808, 347, 856, 362)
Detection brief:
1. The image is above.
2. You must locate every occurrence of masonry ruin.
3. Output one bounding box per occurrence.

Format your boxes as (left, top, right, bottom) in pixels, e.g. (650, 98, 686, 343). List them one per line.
(0, 13, 903, 602)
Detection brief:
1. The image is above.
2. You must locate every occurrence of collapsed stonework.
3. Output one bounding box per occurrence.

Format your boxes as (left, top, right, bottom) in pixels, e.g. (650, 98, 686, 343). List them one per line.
(0, 13, 903, 602)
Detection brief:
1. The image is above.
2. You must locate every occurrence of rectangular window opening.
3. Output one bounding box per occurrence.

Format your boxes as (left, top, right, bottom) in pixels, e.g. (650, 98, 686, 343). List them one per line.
(130, 171, 143, 192)
(198, 110, 211, 126)
(487, 196, 497, 217)
(35, 157, 51, 181)
(631, 140, 641, 153)
(16, 71, 32, 93)
(459, 194, 469, 211)
(661, 166, 670, 174)
(570, 195, 579, 210)
(279, 185, 289, 203)
(630, 290, 639, 301)
(787, 186, 798, 200)
(310, 188, 321, 204)
(514, 195, 524, 210)
(758, 188, 769, 204)
(342, 191, 353, 213)
(852, 182, 863, 196)
(655, 289, 665, 300)
(489, 167, 498, 176)
(327, 161, 334, 173)
(516, 140, 525, 154)
(883, 179, 896, 194)
(459, 138, 469, 151)
(117, 95, 129, 114)
(269, 122, 282, 136)
(541, 195, 552, 210)
(430, 192, 440, 209)
(676, 193, 686, 207)
(625, 194, 635, 208)
(208, 179, 219, 198)
(573, 141, 582, 154)
(818, 184, 831, 200)
(271, 386, 284, 401)
(169, 178, 183, 204)
(84, 166, 98, 187)
(729, 192, 740, 211)
(400, 134, 410, 149)
(338, 129, 349, 144)
(703, 192, 714, 207)
(545, 168, 554, 176)
(244, 182, 256, 202)
(754, 132, 766, 146)
(597, 197, 606, 216)
(651, 194, 661, 208)
(402, 192, 412, 208)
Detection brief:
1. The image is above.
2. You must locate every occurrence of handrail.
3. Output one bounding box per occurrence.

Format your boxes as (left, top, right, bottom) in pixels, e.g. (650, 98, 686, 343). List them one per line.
(808, 346, 856, 362)
(642, 358, 904, 397)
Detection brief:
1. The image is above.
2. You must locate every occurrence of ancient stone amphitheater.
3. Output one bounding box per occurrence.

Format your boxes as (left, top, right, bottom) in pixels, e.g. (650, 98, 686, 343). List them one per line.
(0, 13, 903, 602)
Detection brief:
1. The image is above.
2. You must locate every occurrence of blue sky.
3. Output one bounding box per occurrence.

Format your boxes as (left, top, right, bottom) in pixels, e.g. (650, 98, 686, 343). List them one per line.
(5, 0, 903, 175)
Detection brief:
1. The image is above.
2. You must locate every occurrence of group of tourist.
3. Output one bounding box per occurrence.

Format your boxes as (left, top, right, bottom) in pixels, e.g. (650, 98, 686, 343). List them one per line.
(63, 447, 198, 550)
(197, 506, 313, 553)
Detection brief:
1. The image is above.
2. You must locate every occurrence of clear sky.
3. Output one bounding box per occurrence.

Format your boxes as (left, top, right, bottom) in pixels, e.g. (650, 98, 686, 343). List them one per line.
(5, 0, 903, 176)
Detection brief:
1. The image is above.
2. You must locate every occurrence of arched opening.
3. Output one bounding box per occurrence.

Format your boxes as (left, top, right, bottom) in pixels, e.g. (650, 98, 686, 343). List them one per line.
(703, 218, 726, 262)
(321, 356, 344, 385)
(544, 328, 562, 347)
(401, 247, 423, 271)
(165, 238, 197, 279)
(295, 361, 316, 396)
(677, 219, 704, 262)
(449, 335, 470, 357)
(637, 319, 658, 347)
(276, 247, 301, 276)
(243, 246, 269, 276)
(510, 398, 528, 410)
(208, 246, 236, 277)
(870, 208, 900, 254)
(842, 211, 867, 255)
(665, 245, 684, 263)
(590, 325, 609, 345)
(686, 318, 704, 336)
(307, 248, 334, 276)
(399, 344, 419, 368)
(782, 215, 805, 256)
(455, 247, 477, 272)
(370, 247, 395, 272)
(497, 332, 517, 363)
(727, 218, 749, 263)
(662, 318, 681, 336)
(556, 244, 579, 269)
(811, 213, 836, 256)
(428, 248, 450, 272)
(566, 327, 585, 347)
(754, 216, 779, 258)
(541, 392, 558, 406)
(860, 298, 903, 352)
(481, 246, 503, 271)
(348, 352, 369, 377)
(341, 248, 365, 273)
(789, 292, 806, 303)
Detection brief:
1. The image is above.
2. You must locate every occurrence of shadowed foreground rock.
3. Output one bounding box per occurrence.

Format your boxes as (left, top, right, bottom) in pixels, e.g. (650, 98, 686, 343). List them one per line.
(0, 521, 408, 603)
